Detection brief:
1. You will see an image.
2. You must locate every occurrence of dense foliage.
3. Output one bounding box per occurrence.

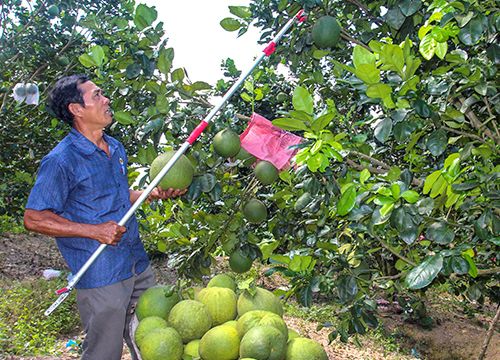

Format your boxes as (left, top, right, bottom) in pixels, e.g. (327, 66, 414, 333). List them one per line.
(1, 0, 498, 344)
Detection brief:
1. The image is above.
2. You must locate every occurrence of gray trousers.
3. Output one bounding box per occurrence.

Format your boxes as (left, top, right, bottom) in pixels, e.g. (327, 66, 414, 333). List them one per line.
(76, 265, 156, 360)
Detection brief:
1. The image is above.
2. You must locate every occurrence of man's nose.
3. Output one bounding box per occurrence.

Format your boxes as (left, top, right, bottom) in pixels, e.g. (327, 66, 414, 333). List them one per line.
(103, 96, 110, 105)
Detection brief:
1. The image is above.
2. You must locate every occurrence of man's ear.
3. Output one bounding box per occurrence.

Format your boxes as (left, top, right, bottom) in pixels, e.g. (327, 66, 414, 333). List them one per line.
(68, 103, 83, 118)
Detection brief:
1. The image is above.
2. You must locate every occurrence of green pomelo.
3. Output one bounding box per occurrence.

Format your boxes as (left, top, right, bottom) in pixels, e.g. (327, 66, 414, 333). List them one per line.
(168, 300, 212, 343)
(276, 92, 288, 103)
(207, 273, 237, 292)
(235, 147, 256, 166)
(288, 328, 300, 341)
(139, 327, 183, 360)
(196, 287, 237, 325)
(237, 310, 288, 339)
(286, 337, 328, 360)
(150, 151, 194, 190)
(239, 325, 287, 360)
(199, 325, 240, 360)
(242, 199, 267, 224)
(229, 249, 253, 274)
(254, 161, 279, 185)
(57, 56, 70, 66)
(223, 320, 239, 333)
(183, 339, 200, 358)
(47, 4, 59, 17)
(237, 287, 284, 317)
(136, 286, 180, 321)
(213, 128, 241, 158)
(25, 83, 38, 95)
(312, 15, 341, 49)
(135, 316, 169, 349)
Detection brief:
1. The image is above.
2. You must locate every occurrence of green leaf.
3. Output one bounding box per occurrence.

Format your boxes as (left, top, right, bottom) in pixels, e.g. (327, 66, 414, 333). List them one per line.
(158, 48, 174, 75)
(229, 6, 251, 19)
(220, 18, 242, 31)
(458, 18, 484, 45)
(399, 0, 422, 16)
(198, 173, 216, 193)
(90, 45, 105, 67)
(134, 4, 158, 30)
(311, 113, 334, 132)
(435, 41, 448, 59)
(360, 169, 371, 184)
(126, 63, 141, 79)
(337, 185, 357, 216)
(374, 118, 393, 143)
(354, 64, 381, 85)
(401, 190, 420, 203)
(414, 99, 431, 118)
(379, 44, 404, 74)
(450, 256, 469, 275)
(78, 53, 96, 68)
(462, 254, 478, 277)
(352, 45, 376, 68)
(114, 111, 135, 125)
(423, 170, 442, 194)
(426, 221, 455, 244)
(426, 129, 448, 156)
(172, 68, 185, 82)
(272, 118, 310, 132)
(385, 7, 406, 30)
(419, 33, 436, 60)
(292, 86, 314, 115)
(366, 83, 392, 99)
(406, 254, 443, 290)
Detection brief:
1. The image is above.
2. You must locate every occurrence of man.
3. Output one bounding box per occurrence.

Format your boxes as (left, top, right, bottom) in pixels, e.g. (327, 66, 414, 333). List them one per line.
(23, 74, 185, 360)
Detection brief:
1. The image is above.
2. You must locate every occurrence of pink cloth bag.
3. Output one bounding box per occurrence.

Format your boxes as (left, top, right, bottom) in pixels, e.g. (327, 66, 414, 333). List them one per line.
(239, 113, 303, 170)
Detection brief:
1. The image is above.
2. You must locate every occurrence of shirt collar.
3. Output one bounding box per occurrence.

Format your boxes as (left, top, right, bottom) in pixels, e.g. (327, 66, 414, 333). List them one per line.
(69, 128, 118, 157)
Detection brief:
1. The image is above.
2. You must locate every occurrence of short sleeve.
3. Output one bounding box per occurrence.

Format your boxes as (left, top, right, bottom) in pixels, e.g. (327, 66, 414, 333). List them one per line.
(26, 155, 70, 214)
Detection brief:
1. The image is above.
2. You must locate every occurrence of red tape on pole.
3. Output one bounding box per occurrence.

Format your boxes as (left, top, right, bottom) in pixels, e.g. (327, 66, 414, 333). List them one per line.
(296, 9, 307, 22)
(187, 120, 209, 144)
(263, 41, 277, 56)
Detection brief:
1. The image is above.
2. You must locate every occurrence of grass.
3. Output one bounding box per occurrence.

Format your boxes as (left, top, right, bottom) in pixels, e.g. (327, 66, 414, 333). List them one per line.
(0, 277, 80, 356)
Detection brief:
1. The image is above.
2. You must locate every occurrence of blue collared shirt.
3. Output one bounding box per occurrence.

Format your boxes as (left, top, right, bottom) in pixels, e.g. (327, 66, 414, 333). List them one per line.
(26, 128, 149, 289)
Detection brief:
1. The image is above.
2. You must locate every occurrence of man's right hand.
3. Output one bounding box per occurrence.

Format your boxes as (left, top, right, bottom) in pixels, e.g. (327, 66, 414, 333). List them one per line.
(92, 221, 127, 245)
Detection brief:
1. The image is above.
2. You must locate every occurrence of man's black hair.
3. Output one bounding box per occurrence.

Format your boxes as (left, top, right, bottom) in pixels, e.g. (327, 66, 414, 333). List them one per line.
(47, 74, 90, 126)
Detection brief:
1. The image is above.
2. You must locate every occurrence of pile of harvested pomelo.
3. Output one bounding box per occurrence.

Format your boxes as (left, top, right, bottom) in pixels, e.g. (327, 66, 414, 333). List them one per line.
(133, 273, 328, 360)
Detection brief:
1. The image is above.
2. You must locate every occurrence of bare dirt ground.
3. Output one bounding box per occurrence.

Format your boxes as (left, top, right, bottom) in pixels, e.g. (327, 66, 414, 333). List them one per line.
(1, 232, 499, 360)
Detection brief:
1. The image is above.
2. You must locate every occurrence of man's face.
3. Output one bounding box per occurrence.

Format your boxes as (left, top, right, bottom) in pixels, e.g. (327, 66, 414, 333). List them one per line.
(75, 81, 112, 128)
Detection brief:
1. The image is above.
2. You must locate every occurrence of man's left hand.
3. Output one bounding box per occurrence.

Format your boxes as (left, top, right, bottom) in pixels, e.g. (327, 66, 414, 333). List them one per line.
(148, 187, 187, 201)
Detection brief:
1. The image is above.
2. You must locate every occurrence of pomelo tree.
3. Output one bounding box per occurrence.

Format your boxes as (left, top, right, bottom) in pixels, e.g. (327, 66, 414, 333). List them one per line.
(1, 0, 498, 345)
(142, 0, 499, 342)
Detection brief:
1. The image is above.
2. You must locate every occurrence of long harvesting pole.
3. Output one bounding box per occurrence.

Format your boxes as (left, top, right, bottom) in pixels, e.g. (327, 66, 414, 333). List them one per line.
(45, 9, 306, 316)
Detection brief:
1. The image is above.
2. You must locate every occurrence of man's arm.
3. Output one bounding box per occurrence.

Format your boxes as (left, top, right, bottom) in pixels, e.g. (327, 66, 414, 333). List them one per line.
(24, 209, 126, 245)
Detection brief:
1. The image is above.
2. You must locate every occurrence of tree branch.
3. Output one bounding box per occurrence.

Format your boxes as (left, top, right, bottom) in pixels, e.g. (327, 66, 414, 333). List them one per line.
(346, 154, 423, 187)
(344, 0, 384, 25)
(477, 267, 500, 277)
(442, 126, 486, 144)
(456, 97, 499, 145)
(340, 30, 371, 51)
(376, 237, 417, 267)
(478, 304, 500, 360)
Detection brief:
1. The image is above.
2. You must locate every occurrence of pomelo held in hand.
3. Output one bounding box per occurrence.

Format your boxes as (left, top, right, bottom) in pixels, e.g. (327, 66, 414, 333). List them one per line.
(213, 128, 241, 158)
(312, 15, 341, 49)
(150, 151, 194, 190)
